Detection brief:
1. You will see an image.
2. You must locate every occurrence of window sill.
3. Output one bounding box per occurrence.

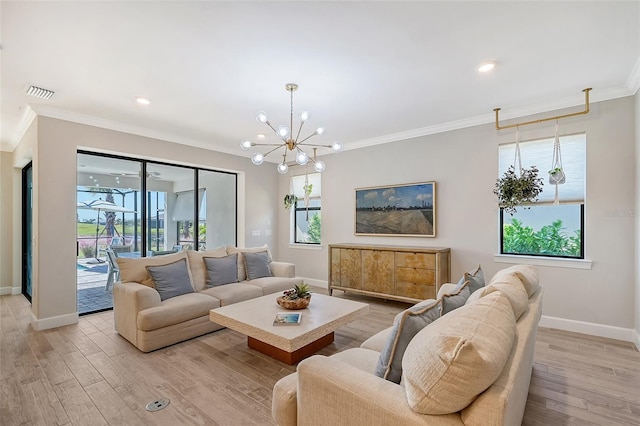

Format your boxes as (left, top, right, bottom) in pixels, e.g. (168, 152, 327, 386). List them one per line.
(494, 254, 592, 270)
(289, 243, 323, 251)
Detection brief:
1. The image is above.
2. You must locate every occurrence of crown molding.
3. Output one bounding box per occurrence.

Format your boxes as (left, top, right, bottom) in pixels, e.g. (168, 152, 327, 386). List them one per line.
(626, 56, 640, 95)
(25, 105, 241, 158)
(4, 84, 635, 155)
(345, 85, 636, 150)
(1, 105, 37, 152)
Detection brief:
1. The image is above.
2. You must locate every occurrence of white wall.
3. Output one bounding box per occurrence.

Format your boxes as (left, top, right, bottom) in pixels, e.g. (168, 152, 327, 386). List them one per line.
(7, 117, 279, 329)
(280, 96, 637, 336)
(0, 151, 14, 292)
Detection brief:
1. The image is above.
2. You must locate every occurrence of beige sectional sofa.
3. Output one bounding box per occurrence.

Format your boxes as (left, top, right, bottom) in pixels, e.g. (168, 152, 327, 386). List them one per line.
(272, 265, 543, 426)
(113, 245, 302, 352)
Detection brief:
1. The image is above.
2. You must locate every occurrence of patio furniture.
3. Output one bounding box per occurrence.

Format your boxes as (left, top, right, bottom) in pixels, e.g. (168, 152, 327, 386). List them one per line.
(105, 249, 120, 291)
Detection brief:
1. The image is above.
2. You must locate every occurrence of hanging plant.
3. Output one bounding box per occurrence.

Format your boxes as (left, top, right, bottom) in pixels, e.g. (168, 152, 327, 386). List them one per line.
(494, 165, 544, 215)
(494, 127, 543, 215)
(283, 193, 298, 210)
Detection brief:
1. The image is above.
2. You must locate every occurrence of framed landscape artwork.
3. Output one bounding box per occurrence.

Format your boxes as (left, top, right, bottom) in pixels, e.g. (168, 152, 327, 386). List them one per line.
(355, 181, 436, 237)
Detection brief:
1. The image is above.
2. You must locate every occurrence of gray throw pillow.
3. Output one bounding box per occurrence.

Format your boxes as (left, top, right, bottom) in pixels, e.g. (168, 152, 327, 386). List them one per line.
(146, 258, 194, 301)
(204, 254, 239, 287)
(243, 251, 272, 280)
(441, 282, 471, 315)
(374, 299, 441, 383)
(457, 264, 485, 294)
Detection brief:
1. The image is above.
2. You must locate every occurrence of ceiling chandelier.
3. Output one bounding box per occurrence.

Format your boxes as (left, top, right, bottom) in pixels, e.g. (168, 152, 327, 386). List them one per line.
(240, 83, 343, 174)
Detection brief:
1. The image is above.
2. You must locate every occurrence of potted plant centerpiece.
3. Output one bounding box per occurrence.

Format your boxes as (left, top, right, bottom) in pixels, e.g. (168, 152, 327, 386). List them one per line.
(494, 165, 544, 215)
(277, 282, 312, 310)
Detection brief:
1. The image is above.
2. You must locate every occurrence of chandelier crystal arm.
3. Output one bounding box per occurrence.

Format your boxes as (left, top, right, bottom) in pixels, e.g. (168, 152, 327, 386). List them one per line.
(296, 132, 320, 145)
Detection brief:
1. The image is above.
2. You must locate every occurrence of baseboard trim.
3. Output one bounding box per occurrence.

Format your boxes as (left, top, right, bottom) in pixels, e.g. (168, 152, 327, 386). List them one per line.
(299, 278, 327, 291)
(0, 287, 22, 296)
(634, 330, 640, 351)
(540, 315, 636, 343)
(31, 311, 79, 331)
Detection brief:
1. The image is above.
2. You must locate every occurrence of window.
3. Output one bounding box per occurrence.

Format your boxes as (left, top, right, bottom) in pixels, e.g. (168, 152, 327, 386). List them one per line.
(498, 133, 585, 258)
(292, 173, 321, 244)
(173, 189, 205, 250)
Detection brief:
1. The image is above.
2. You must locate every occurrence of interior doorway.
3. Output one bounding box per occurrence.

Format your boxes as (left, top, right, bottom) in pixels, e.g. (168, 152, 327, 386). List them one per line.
(21, 162, 33, 303)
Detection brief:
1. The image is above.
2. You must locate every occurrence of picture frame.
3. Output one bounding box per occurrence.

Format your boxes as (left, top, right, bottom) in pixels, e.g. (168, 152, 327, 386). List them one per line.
(355, 181, 436, 237)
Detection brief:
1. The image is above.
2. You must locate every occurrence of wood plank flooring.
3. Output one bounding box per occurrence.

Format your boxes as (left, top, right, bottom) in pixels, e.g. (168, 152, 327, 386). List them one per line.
(1, 291, 639, 425)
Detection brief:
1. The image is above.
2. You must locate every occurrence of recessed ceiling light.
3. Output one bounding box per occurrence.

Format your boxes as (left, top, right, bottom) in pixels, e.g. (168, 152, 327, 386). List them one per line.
(257, 133, 266, 139)
(135, 96, 151, 105)
(477, 62, 496, 73)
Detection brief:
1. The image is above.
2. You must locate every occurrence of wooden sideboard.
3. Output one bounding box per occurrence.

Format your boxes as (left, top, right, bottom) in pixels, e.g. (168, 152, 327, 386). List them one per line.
(328, 243, 451, 303)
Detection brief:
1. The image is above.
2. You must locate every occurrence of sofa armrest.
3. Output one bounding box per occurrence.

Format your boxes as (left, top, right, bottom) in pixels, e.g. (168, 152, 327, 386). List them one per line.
(295, 355, 463, 426)
(113, 282, 161, 346)
(270, 261, 295, 278)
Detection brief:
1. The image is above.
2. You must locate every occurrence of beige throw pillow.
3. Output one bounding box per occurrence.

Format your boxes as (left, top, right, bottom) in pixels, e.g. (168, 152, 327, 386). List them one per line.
(402, 291, 516, 415)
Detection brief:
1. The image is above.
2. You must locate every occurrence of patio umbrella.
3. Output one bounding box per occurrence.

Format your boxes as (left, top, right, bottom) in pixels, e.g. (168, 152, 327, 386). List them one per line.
(77, 200, 136, 262)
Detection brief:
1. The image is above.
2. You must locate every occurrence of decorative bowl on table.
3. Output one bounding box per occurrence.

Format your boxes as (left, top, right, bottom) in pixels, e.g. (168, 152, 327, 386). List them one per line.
(276, 295, 311, 310)
(277, 283, 312, 310)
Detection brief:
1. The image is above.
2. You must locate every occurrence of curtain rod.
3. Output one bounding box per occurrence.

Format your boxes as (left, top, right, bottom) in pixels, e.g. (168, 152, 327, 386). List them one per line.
(493, 88, 592, 131)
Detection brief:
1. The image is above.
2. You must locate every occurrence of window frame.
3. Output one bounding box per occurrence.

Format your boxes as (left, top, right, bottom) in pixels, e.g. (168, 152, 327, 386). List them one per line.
(293, 197, 321, 245)
(498, 203, 585, 259)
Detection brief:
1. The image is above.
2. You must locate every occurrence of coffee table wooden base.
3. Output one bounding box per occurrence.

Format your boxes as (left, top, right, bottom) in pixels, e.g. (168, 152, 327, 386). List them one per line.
(248, 332, 335, 365)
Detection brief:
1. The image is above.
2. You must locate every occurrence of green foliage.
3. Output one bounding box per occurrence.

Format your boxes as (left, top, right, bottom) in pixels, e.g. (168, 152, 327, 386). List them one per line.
(494, 166, 544, 215)
(307, 213, 321, 243)
(284, 194, 298, 209)
(503, 219, 581, 257)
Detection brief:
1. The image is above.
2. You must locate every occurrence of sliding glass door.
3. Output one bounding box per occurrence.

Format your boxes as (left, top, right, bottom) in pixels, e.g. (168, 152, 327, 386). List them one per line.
(76, 151, 237, 315)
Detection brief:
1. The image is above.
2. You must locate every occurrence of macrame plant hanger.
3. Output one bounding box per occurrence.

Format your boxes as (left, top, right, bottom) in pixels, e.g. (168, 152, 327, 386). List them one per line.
(303, 166, 310, 221)
(549, 119, 566, 205)
(513, 126, 522, 177)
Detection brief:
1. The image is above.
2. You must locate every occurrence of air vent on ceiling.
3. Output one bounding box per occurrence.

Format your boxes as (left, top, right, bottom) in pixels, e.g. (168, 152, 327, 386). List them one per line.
(26, 85, 54, 99)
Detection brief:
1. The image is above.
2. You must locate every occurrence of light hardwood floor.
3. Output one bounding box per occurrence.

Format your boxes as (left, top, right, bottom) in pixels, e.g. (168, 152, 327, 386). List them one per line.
(1, 291, 639, 426)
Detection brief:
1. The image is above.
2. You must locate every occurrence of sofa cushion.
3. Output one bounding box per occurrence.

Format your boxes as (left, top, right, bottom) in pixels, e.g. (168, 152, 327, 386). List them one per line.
(146, 258, 194, 301)
(361, 326, 393, 352)
(469, 278, 529, 320)
(490, 265, 540, 297)
(441, 281, 471, 315)
(204, 254, 239, 287)
(137, 292, 220, 331)
(403, 291, 516, 415)
(375, 299, 440, 383)
(186, 247, 228, 291)
(244, 251, 273, 280)
(200, 282, 263, 306)
(226, 245, 272, 281)
(459, 265, 485, 294)
(246, 276, 302, 295)
(117, 251, 191, 288)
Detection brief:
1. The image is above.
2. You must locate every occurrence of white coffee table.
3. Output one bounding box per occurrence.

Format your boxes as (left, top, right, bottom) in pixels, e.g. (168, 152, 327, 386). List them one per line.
(209, 293, 369, 364)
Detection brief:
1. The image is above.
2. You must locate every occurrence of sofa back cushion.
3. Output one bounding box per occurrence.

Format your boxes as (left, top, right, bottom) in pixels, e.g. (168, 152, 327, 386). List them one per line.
(226, 245, 272, 281)
(374, 299, 441, 383)
(402, 291, 516, 415)
(186, 247, 228, 291)
(490, 265, 539, 297)
(466, 272, 529, 320)
(117, 251, 193, 289)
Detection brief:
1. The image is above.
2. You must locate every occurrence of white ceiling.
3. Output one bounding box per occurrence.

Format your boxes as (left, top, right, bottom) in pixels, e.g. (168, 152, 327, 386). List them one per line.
(2, 1, 639, 161)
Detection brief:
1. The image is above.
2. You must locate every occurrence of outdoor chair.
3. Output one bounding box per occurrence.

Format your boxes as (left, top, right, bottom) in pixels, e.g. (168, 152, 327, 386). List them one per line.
(105, 249, 120, 291)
